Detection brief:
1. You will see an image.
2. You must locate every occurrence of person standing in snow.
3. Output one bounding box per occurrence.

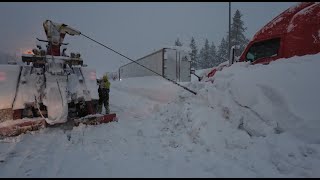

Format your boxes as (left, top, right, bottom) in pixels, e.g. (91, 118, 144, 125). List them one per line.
(97, 74, 110, 114)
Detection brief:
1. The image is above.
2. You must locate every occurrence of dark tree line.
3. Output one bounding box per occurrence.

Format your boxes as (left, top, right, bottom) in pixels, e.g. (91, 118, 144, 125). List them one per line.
(174, 9, 250, 70)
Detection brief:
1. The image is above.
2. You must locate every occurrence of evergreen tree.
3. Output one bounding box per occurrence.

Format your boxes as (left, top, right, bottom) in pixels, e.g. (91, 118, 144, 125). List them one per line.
(209, 41, 217, 67)
(217, 37, 228, 63)
(189, 37, 198, 69)
(230, 10, 250, 57)
(174, 38, 183, 46)
(199, 39, 211, 69)
(217, 10, 250, 60)
(203, 39, 211, 68)
(198, 47, 204, 69)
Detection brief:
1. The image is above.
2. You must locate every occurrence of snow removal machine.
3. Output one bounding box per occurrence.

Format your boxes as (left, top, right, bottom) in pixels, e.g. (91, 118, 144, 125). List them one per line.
(0, 20, 117, 137)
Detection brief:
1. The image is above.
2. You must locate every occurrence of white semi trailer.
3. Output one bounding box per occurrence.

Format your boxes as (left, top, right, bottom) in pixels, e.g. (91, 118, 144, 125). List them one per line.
(119, 47, 191, 82)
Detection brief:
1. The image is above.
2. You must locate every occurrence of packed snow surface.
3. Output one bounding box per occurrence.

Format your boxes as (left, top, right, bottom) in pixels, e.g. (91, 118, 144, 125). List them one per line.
(0, 53, 320, 177)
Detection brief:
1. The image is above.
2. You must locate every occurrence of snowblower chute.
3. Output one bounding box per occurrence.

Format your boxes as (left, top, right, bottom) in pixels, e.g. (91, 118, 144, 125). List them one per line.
(0, 20, 117, 137)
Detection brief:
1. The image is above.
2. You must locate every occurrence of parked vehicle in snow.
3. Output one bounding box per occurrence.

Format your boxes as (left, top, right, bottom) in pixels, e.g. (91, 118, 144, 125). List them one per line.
(119, 46, 191, 82)
(206, 2, 320, 79)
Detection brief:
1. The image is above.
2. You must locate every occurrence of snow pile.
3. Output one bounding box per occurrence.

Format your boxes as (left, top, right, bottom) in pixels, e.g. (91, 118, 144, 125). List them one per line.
(1, 53, 320, 177)
(200, 54, 319, 142)
(205, 54, 320, 143)
(152, 53, 320, 177)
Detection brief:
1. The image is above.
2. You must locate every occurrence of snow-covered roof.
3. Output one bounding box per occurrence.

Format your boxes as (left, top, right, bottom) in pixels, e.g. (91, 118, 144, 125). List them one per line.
(253, 2, 316, 40)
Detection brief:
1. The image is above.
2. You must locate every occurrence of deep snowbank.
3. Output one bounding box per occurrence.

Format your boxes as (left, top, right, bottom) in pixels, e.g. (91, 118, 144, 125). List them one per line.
(152, 53, 320, 177)
(0, 53, 320, 177)
(206, 54, 320, 143)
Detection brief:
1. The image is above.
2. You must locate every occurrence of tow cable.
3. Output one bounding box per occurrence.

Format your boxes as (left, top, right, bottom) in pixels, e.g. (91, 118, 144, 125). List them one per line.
(80, 33, 197, 95)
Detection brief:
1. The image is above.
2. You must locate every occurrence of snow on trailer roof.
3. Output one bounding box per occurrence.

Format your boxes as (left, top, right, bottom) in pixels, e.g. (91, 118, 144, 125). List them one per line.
(119, 46, 191, 69)
(163, 46, 192, 53)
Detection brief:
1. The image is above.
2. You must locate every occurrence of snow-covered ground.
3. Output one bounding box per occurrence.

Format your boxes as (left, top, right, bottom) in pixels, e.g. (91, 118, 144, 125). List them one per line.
(1, 54, 320, 177)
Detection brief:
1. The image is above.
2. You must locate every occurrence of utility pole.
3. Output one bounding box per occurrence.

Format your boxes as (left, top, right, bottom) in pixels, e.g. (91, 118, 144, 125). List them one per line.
(228, 2, 231, 63)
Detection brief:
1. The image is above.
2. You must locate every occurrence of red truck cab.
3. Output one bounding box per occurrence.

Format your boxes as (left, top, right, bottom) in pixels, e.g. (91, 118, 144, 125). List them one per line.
(239, 2, 320, 65)
(206, 2, 320, 80)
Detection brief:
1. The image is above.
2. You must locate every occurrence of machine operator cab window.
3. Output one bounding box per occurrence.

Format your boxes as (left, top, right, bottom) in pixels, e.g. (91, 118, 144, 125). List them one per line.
(245, 38, 281, 63)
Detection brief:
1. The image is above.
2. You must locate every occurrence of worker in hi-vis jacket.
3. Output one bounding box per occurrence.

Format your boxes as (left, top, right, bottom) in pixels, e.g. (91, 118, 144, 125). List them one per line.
(97, 74, 110, 114)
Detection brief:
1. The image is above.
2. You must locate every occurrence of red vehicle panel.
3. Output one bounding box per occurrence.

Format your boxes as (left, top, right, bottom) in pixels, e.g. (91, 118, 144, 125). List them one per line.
(239, 2, 320, 64)
(207, 2, 320, 79)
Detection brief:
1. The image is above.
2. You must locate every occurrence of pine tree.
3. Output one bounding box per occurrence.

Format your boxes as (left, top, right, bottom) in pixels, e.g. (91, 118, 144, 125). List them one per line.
(230, 10, 250, 57)
(199, 39, 211, 69)
(203, 39, 211, 68)
(198, 47, 204, 69)
(174, 38, 183, 46)
(218, 10, 250, 60)
(217, 37, 228, 63)
(209, 41, 217, 67)
(189, 37, 198, 69)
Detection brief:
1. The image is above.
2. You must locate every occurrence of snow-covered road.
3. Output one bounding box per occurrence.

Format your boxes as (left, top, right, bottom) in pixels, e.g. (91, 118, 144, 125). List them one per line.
(1, 54, 320, 177)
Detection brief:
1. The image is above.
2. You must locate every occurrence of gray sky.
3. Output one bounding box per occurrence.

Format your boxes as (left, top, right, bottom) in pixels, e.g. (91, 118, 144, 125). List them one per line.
(0, 2, 296, 75)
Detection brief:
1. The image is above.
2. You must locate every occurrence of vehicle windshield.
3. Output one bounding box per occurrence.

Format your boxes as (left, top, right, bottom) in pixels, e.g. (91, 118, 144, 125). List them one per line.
(246, 38, 280, 62)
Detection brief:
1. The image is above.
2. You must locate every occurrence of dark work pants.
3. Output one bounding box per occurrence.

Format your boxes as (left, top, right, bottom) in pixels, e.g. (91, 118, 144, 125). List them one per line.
(98, 88, 110, 114)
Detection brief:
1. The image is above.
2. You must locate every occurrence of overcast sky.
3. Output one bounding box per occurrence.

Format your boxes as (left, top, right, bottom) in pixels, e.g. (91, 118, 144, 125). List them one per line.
(0, 2, 296, 75)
